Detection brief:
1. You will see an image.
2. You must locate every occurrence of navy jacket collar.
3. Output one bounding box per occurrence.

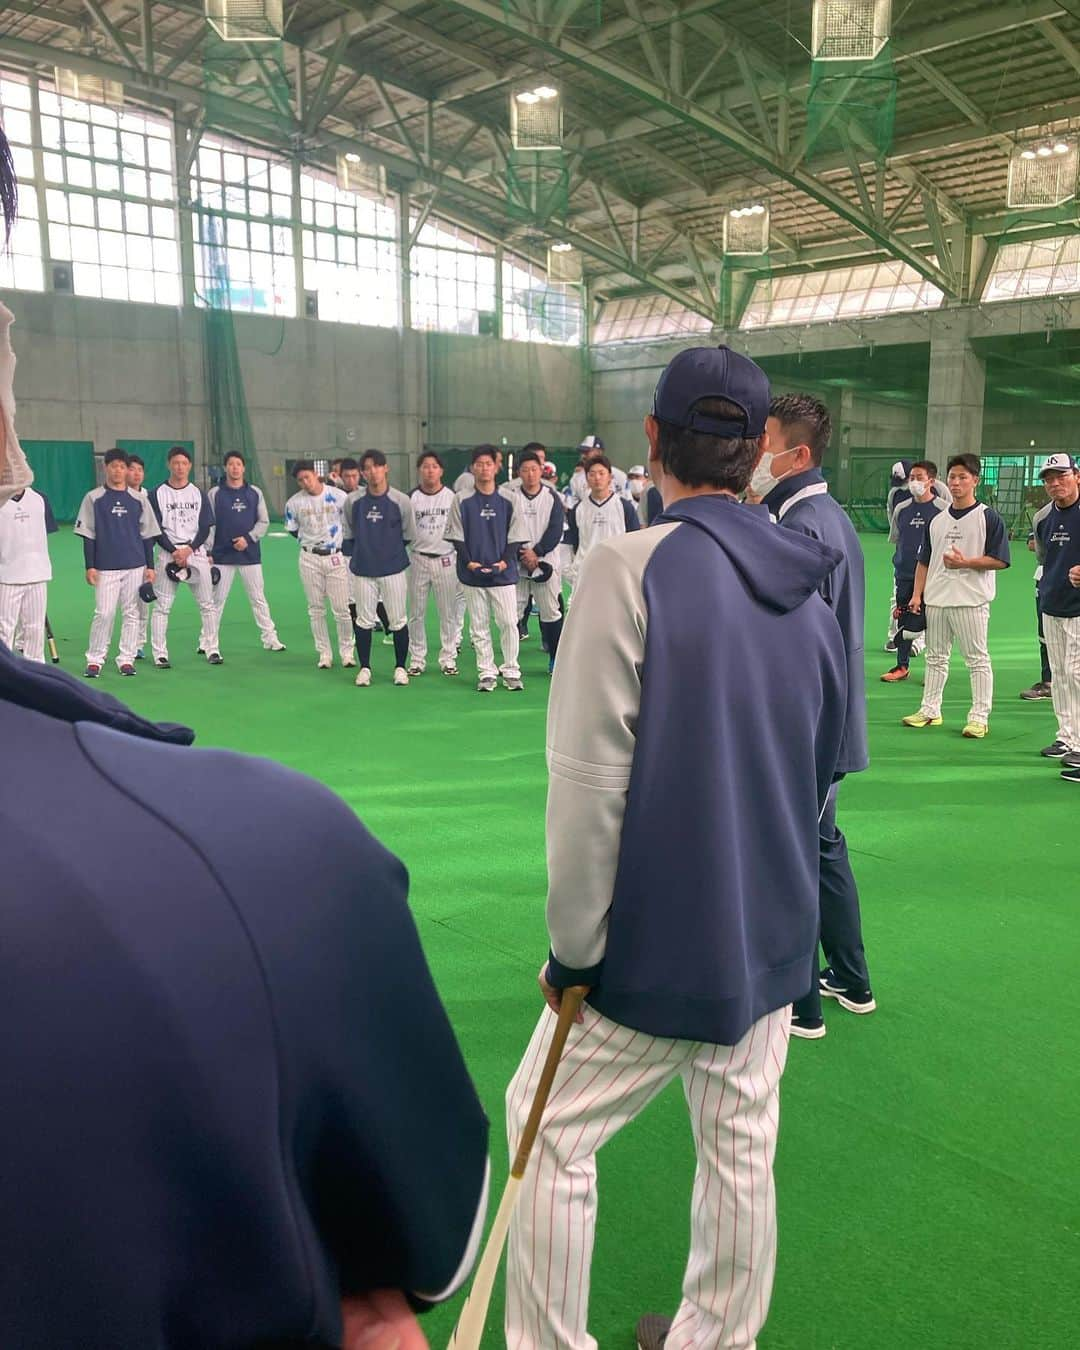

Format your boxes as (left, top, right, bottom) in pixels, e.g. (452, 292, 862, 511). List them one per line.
(764, 467, 826, 516)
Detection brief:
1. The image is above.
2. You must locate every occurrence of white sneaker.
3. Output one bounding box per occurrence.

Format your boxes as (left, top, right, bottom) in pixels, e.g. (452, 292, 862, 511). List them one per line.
(354, 667, 372, 687)
(407, 664, 424, 677)
(316, 654, 333, 669)
(477, 676, 497, 693)
(267, 640, 286, 652)
(342, 655, 357, 668)
(393, 666, 410, 686)
(503, 675, 524, 691)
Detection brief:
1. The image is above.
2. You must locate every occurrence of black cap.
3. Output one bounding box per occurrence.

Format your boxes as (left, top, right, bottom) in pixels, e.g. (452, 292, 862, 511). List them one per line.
(652, 345, 770, 439)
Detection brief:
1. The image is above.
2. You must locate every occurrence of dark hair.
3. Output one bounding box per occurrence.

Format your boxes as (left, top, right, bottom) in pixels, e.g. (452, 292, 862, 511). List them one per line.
(127, 454, 145, 468)
(224, 451, 245, 466)
(339, 457, 359, 472)
(293, 459, 316, 478)
(768, 394, 832, 466)
(361, 448, 387, 468)
(655, 398, 760, 492)
(947, 453, 981, 478)
(417, 450, 443, 469)
(103, 448, 130, 466)
(518, 450, 542, 467)
(471, 443, 499, 465)
(330, 457, 343, 470)
(167, 445, 192, 463)
(522, 441, 546, 455)
(911, 460, 937, 478)
(586, 454, 613, 474)
(0, 125, 16, 243)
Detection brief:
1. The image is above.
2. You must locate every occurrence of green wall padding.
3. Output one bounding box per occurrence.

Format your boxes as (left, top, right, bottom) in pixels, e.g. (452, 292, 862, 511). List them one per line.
(21, 440, 95, 522)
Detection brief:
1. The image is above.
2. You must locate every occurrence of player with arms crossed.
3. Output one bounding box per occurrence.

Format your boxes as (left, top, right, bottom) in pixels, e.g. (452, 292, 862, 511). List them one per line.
(408, 451, 462, 677)
(74, 448, 158, 678)
(0, 474, 58, 664)
(208, 452, 286, 655)
(148, 447, 221, 668)
(284, 462, 354, 669)
(903, 453, 1010, 738)
(508, 448, 565, 672)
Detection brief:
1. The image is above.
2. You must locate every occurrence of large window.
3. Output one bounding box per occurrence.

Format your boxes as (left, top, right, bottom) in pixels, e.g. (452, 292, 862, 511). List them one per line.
(410, 218, 496, 335)
(502, 253, 582, 345)
(40, 84, 180, 305)
(300, 167, 398, 327)
(191, 135, 295, 316)
(0, 76, 44, 292)
(740, 260, 944, 330)
(983, 235, 1080, 303)
(592, 294, 713, 344)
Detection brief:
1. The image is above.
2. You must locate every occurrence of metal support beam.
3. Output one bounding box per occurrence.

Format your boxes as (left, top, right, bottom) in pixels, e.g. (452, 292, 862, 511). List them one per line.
(140, 0, 154, 75)
(1035, 16, 1080, 73)
(303, 34, 347, 135)
(82, 0, 141, 70)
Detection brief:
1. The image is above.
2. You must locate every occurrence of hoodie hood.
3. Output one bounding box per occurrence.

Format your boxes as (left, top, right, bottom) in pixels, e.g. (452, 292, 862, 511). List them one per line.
(658, 493, 843, 615)
(0, 640, 194, 745)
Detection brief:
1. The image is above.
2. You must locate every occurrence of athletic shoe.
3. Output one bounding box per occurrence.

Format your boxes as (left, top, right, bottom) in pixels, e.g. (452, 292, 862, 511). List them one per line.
(880, 666, 909, 682)
(267, 640, 286, 652)
(316, 654, 333, 669)
(1020, 681, 1052, 700)
(962, 721, 988, 739)
(819, 967, 877, 1013)
(503, 675, 524, 691)
(883, 637, 897, 653)
(548, 654, 556, 674)
(636, 1313, 672, 1350)
(118, 663, 136, 677)
(134, 647, 145, 661)
(393, 666, 410, 686)
(1062, 750, 1080, 769)
(155, 656, 171, 669)
(901, 711, 942, 727)
(407, 664, 424, 677)
(354, 667, 372, 687)
(382, 634, 393, 646)
(84, 663, 101, 679)
(790, 1014, 827, 1040)
(477, 676, 497, 693)
(1041, 740, 1070, 758)
(517, 619, 530, 640)
(207, 652, 223, 665)
(441, 664, 458, 676)
(342, 655, 357, 668)
(196, 646, 205, 656)
(1061, 765, 1080, 783)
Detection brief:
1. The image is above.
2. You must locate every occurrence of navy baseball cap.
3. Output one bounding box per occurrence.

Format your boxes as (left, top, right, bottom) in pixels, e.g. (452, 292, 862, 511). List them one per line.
(1039, 452, 1078, 477)
(652, 345, 770, 438)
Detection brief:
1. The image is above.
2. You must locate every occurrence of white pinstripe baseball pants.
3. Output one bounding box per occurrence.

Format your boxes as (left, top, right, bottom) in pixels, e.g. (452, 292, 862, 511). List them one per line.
(408, 553, 462, 670)
(352, 568, 409, 630)
(152, 553, 220, 662)
(0, 581, 47, 662)
(516, 568, 562, 623)
(87, 567, 143, 668)
(467, 584, 520, 681)
(921, 603, 993, 724)
(505, 1003, 790, 1350)
(298, 550, 353, 662)
(1044, 614, 1080, 750)
(214, 563, 281, 648)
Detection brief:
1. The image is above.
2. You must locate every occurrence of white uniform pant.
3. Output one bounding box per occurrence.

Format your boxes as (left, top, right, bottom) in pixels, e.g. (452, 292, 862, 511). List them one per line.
(467, 584, 520, 681)
(298, 549, 353, 661)
(921, 603, 993, 724)
(214, 563, 280, 648)
(506, 1004, 791, 1350)
(516, 567, 562, 623)
(0, 581, 47, 663)
(352, 569, 408, 630)
(1044, 613, 1080, 750)
(135, 596, 148, 651)
(87, 567, 143, 668)
(408, 553, 462, 669)
(151, 552, 220, 661)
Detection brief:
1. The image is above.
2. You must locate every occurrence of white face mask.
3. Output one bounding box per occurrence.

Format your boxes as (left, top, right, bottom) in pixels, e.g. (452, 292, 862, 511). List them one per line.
(749, 451, 790, 500)
(628, 479, 645, 499)
(909, 478, 929, 498)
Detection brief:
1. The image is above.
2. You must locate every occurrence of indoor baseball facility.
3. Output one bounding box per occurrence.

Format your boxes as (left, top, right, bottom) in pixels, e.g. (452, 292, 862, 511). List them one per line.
(0, 3, 1077, 1349)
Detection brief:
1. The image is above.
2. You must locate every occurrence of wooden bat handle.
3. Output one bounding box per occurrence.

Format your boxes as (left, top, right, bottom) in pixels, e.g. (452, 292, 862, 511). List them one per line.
(510, 986, 587, 1179)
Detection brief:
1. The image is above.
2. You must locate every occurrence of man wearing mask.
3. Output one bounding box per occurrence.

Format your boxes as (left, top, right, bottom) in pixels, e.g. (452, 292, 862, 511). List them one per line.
(752, 394, 875, 1039)
(882, 461, 946, 682)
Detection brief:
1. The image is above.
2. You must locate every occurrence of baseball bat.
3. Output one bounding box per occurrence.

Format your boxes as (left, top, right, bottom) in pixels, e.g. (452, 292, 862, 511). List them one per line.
(45, 615, 59, 664)
(446, 985, 588, 1350)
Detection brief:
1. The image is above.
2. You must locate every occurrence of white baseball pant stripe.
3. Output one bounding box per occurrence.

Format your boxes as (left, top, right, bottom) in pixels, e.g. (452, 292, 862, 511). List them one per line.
(86, 567, 143, 668)
(505, 1004, 791, 1350)
(920, 603, 993, 724)
(151, 554, 220, 662)
(408, 553, 462, 669)
(0, 581, 47, 663)
(516, 568, 562, 624)
(352, 569, 408, 630)
(298, 550, 353, 661)
(467, 585, 520, 681)
(1043, 613, 1080, 751)
(215, 563, 281, 648)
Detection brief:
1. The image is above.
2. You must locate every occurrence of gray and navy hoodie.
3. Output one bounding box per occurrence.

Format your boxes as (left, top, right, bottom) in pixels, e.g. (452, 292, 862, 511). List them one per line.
(208, 482, 270, 566)
(543, 493, 848, 1046)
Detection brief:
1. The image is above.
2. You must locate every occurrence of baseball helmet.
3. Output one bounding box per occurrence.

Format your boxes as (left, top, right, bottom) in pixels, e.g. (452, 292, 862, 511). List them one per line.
(526, 561, 554, 583)
(900, 608, 926, 639)
(138, 581, 157, 604)
(210, 565, 221, 586)
(165, 561, 192, 584)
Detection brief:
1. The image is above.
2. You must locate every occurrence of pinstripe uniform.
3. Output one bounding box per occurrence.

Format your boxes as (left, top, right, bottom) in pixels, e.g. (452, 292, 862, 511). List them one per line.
(408, 485, 462, 672)
(149, 481, 220, 663)
(0, 488, 57, 662)
(1030, 502, 1053, 685)
(208, 483, 282, 650)
(284, 486, 353, 663)
(1036, 496, 1080, 750)
(74, 486, 159, 669)
(342, 486, 415, 631)
(916, 504, 1010, 725)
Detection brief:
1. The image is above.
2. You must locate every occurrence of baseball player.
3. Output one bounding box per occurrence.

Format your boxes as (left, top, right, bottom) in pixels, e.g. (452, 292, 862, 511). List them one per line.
(503, 440, 548, 496)
(903, 453, 1011, 738)
(453, 445, 503, 496)
(339, 457, 362, 498)
(882, 460, 947, 682)
(567, 436, 629, 501)
(1031, 454, 1080, 780)
(504, 346, 847, 1350)
(208, 452, 285, 654)
(124, 454, 150, 659)
(284, 460, 354, 669)
(342, 449, 415, 687)
(445, 444, 530, 692)
(506, 449, 565, 671)
(1021, 500, 1054, 701)
(564, 455, 640, 596)
(884, 460, 951, 650)
(73, 448, 159, 677)
(148, 446, 221, 668)
(0, 481, 58, 663)
(407, 451, 462, 677)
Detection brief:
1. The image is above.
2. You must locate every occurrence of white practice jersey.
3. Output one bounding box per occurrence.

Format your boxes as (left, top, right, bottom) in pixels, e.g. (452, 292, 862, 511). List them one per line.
(410, 486, 457, 556)
(569, 465, 629, 501)
(151, 481, 211, 554)
(919, 503, 1011, 607)
(284, 485, 349, 550)
(567, 491, 639, 565)
(0, 488, 56, 584)
(507, 483, 564, 564)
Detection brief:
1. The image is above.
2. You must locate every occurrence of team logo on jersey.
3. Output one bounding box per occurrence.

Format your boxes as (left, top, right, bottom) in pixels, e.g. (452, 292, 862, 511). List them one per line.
(110, 501, 129, 518)
(480, 505, 497, 520)
(1050, 528, 1071, 547)
(231, 498, 246, 513)
(365, 504, 384, 523)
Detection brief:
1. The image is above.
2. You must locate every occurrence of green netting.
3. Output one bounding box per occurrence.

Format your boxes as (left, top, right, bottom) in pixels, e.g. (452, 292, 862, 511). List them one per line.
(117, 439, 196, 491)
(506, 150, 569, 224)
(20, 440, 95, 521)
(806, 49, 897, 159)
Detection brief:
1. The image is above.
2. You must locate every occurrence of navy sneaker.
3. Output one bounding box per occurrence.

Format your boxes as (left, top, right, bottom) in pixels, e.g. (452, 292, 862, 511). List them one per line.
(790, 1013, 826, 1040)
(1041, 740, 1070, 758)
(1062, 750, 1080, 770)
(819, 967, 877, 1014)
(1061, 765, 1080, 784)
(84, 663, 101, 679)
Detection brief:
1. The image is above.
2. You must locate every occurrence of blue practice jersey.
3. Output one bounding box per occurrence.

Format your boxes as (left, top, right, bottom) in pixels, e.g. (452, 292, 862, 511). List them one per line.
(74, 487, 158, 572)
(1036, 497, 1080, 618)
(208, 484, 269, 566)
(890, 495, 946, 580)
(445, 488, 530, 588)
(343, 486, 415, 577)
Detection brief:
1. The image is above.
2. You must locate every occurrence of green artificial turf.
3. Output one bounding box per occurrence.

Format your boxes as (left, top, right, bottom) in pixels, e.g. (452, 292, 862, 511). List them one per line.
(38, 529, 1080, 1349)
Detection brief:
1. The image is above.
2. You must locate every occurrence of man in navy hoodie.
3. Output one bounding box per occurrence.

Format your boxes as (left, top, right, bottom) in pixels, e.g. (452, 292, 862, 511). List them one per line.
(208, 450, 286, 655)
(753, 393, 875, 1038)
(503, 347, 848, 1350)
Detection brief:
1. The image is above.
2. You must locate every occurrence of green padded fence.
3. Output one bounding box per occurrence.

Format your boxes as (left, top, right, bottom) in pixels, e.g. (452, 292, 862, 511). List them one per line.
(20, 440, 95, 522)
